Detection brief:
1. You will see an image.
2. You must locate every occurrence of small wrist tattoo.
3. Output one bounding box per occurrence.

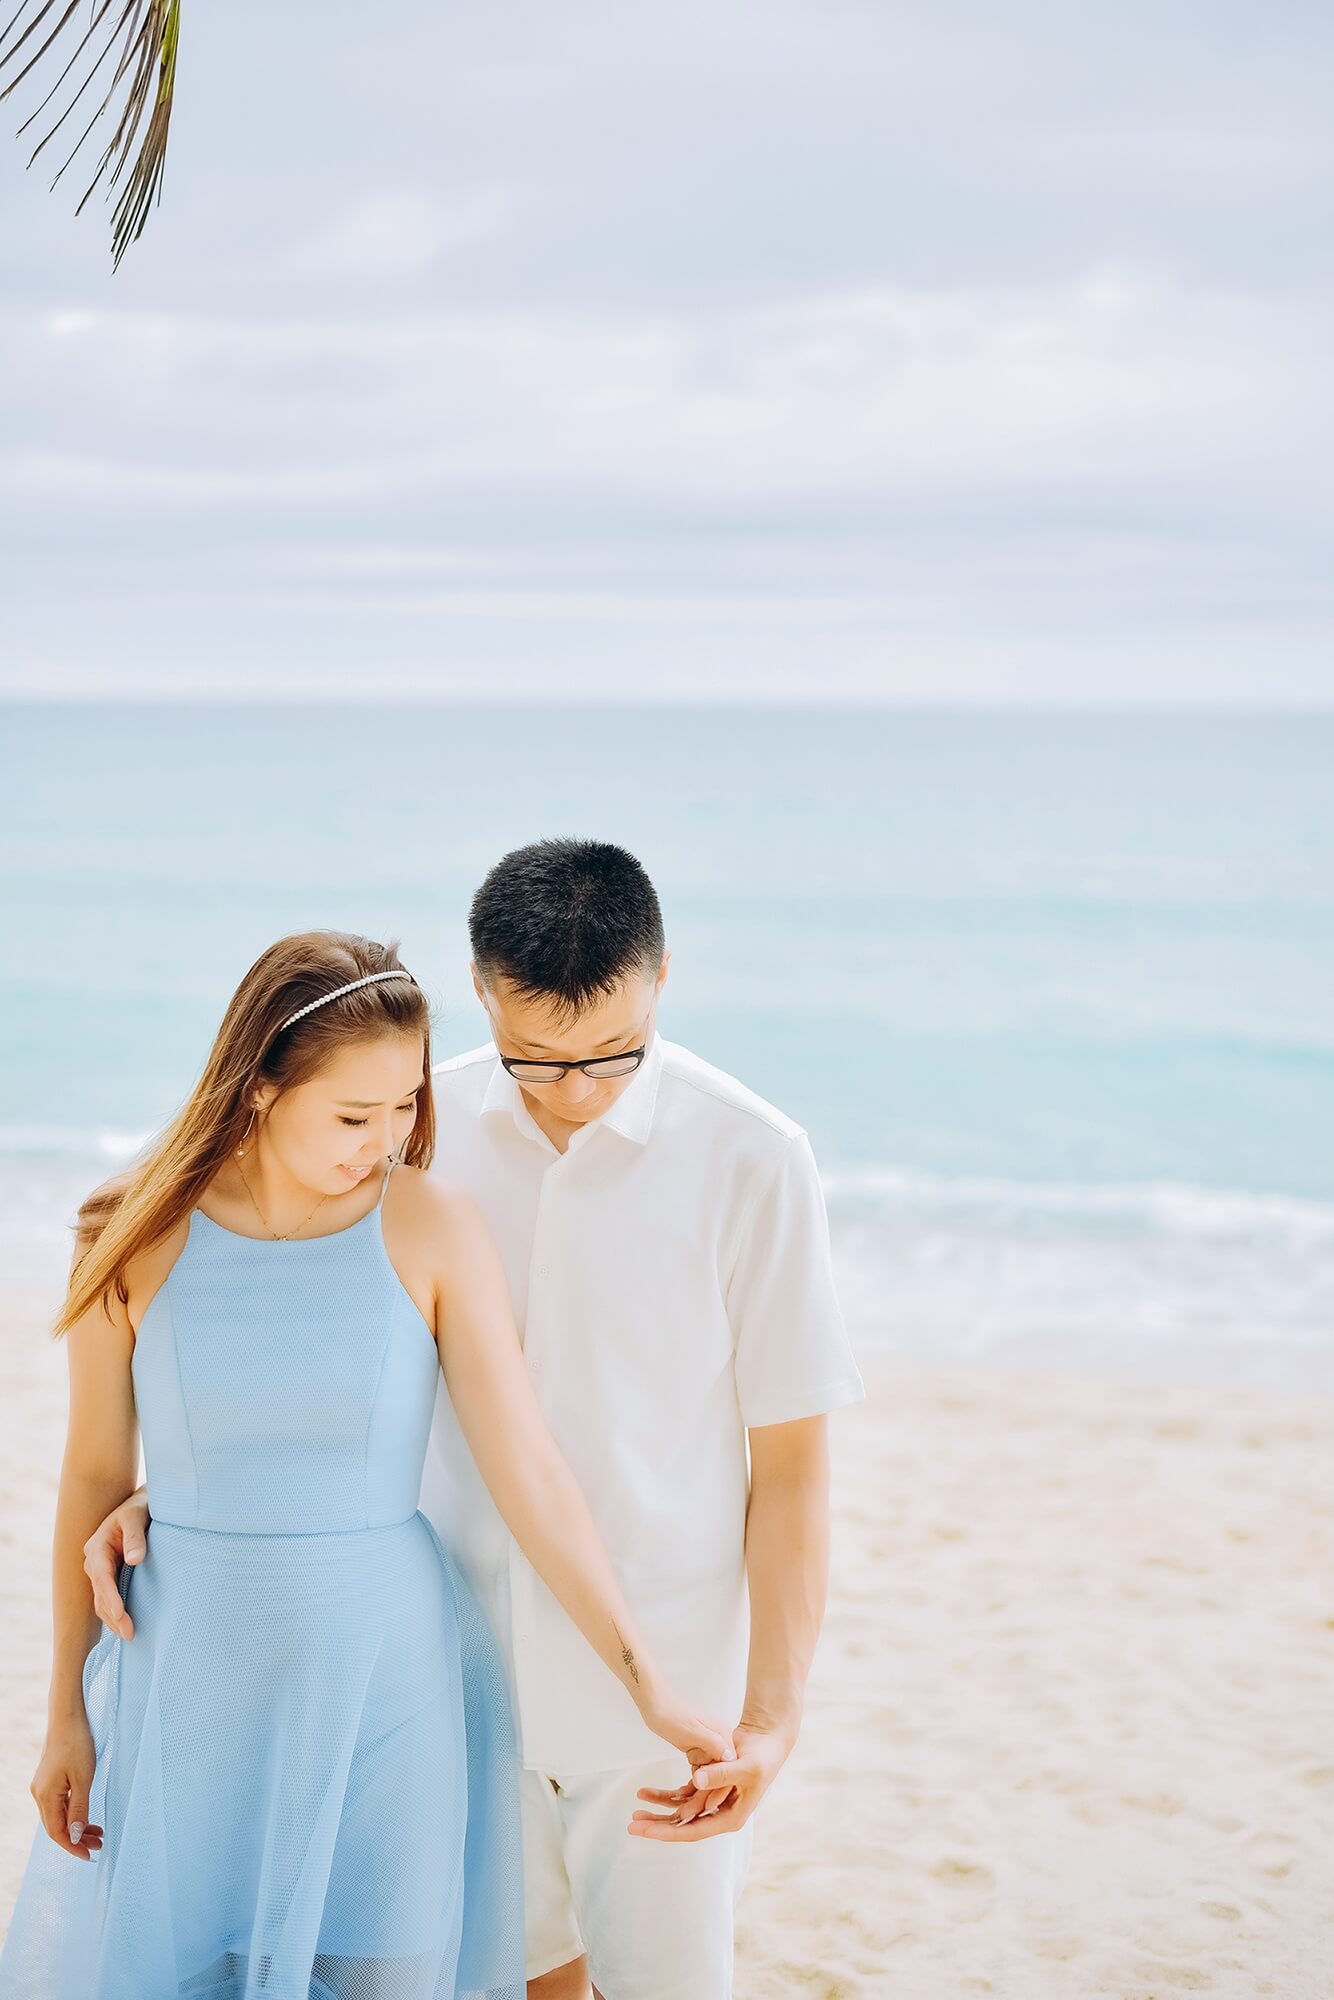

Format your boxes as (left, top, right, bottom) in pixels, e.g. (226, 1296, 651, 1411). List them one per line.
(613, 1626, 641, 1685)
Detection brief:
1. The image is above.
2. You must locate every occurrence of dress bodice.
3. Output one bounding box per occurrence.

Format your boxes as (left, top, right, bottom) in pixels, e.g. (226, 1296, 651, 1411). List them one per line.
(131, 1200, 439, 1533)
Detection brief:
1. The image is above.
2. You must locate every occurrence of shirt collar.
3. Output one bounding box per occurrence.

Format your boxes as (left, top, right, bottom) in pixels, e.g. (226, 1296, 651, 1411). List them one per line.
(478, 1029, 666, 1150)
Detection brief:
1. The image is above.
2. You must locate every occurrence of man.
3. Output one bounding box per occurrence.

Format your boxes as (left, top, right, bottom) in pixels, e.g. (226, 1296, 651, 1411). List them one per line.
(85, 839, 865, 2000)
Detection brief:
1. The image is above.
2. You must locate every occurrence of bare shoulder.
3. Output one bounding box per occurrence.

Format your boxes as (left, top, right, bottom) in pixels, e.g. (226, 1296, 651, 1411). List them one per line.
(381, 1167, 504, 1330)
(384, 1164, 492, 1250)
(64, 1172, 144, 1342)
(73, 1166, 137, 1248)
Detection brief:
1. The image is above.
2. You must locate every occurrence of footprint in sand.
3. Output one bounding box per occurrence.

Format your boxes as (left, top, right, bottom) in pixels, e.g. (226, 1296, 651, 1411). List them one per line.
(1067, 1797, 1114, 1826)
(928, 1856, 995, 1890)
(1243, 1830, 1298, 1879)
(1029, 1932, 1082, 1961)
(1119, 1790, 1186, 1816)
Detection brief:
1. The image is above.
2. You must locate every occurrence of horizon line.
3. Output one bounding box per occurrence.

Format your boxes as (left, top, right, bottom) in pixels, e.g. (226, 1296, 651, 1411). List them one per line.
(3, 692, 1334, 719)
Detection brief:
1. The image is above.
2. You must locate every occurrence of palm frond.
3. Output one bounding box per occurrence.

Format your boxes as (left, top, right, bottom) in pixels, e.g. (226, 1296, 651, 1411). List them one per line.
(0, 0, 182, 268)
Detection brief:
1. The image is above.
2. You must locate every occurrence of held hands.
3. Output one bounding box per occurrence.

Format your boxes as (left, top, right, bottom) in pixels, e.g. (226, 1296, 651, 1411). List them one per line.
(636, 1684, 736, 1780)
(83, 1486, 151, 1640)
(628, 1717, 797, 1842)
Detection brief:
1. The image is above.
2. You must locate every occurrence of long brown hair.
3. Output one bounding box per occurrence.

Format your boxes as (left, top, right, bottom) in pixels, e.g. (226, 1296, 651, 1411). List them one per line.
(56, 931, 435, 1337)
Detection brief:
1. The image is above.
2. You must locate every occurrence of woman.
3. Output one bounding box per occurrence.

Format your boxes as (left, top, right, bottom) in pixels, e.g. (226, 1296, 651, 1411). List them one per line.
(0, 930, 729, 1999)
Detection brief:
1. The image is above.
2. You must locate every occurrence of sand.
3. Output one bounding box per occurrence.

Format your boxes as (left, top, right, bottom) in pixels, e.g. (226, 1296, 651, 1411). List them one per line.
(3, 1263, 1333, 1997)
(737, 1367, 1334, 1998)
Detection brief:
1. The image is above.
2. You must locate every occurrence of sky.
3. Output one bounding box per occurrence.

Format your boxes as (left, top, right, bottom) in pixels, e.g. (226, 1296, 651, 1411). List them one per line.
(1, 0, 1331, 705)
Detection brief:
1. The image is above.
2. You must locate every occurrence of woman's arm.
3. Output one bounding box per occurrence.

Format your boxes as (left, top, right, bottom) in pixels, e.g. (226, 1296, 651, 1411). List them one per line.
(420, 1178, 730, 1767)
(50, 1285, 138, 1717)
(32, 1240, 139, 1856)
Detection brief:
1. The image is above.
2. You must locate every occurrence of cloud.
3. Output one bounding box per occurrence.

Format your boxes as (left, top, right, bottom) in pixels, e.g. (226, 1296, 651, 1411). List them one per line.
(290, 188, 515, 277)
(2, 267, 1317, 517)
(0, 0, 1331, 702)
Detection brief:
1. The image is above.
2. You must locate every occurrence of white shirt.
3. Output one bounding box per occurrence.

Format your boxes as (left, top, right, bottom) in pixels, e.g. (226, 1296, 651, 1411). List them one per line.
(418, 1032, 866, 1773)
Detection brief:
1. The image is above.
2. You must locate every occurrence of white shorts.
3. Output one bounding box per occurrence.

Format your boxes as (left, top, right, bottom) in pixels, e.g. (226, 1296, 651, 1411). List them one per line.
(520, 1753, 755, 1999)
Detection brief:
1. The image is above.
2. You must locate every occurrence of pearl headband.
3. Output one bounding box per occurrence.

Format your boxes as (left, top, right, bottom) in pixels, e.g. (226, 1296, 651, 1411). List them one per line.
(279, 969, 417, 1033)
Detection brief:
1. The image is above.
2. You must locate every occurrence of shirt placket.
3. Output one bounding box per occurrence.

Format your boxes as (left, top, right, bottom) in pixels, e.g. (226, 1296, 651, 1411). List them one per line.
(506, 1145, 560, 1764)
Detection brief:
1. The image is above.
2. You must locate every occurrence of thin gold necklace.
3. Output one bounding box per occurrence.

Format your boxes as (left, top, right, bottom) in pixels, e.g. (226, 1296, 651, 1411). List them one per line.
(236, 1157, 331, 1241)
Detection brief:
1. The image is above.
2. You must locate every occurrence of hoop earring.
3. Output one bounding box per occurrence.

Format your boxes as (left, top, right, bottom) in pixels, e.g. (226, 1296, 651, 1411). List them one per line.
(236, 1110, 257, 1158)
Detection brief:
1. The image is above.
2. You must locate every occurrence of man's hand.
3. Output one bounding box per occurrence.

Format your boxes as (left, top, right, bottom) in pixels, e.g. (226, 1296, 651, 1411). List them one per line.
(628, 1719, 796, 1841)
(82, 1487, 150, 1640)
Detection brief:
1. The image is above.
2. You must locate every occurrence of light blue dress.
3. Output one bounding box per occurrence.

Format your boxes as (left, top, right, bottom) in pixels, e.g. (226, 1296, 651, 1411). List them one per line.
(0, 1166, 525, 1999)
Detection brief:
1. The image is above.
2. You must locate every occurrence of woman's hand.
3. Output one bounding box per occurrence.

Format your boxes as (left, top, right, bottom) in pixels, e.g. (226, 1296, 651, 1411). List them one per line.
(83, 1486, 150, 1640)
(636, 1684, 736, 1783)
(31, 1717, 103, 1859)
(630, 1717, 794, 1840)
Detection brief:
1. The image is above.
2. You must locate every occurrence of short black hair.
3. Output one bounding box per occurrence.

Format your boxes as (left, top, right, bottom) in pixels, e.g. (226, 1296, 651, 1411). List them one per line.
(469, 839, 665, 1021)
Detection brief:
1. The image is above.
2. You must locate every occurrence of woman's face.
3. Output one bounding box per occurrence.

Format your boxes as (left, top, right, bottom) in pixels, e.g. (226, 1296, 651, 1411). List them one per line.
(257, 1035, 426, 1193)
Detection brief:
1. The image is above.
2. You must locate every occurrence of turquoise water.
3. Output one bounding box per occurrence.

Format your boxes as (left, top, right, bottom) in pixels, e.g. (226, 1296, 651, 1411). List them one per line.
(2, 704, 1331, 1383)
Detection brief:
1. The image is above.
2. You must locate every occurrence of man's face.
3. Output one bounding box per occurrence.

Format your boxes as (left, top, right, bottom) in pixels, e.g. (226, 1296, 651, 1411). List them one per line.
(474, 958, 668, 1129)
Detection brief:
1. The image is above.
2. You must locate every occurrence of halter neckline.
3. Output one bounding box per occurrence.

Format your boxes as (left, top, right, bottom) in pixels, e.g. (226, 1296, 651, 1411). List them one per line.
(191, 1159, 397, 1245)
(189, 1204, 382, 1246)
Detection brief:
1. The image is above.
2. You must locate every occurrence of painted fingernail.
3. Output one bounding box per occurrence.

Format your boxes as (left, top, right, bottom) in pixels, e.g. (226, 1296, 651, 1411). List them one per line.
(69, 1822, 84, 1842)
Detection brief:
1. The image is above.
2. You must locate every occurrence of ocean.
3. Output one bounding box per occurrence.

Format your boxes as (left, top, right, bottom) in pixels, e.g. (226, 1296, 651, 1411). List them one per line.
(2, 703, 1331, 1387)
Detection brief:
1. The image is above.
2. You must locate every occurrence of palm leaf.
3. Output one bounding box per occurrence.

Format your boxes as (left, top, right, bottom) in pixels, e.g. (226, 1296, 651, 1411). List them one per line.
(0, 0, 182, 268)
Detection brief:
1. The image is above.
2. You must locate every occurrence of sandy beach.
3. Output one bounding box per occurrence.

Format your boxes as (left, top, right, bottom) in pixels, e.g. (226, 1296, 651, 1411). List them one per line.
(738, 1368, 1334, 1998)
(3, 1263, 1332, 1997)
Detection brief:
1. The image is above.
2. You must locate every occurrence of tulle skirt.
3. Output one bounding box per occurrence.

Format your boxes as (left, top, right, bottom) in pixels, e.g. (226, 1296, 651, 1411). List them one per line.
(0, 1512, 525, 1999)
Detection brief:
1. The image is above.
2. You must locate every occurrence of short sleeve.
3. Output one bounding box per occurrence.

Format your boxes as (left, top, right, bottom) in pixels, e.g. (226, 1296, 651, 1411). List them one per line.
(727, 1129, 866, 1428)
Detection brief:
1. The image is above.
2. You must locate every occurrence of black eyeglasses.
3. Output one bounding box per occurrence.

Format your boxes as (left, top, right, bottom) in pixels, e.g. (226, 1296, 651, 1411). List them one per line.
(498, 1044, 647, 1086)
